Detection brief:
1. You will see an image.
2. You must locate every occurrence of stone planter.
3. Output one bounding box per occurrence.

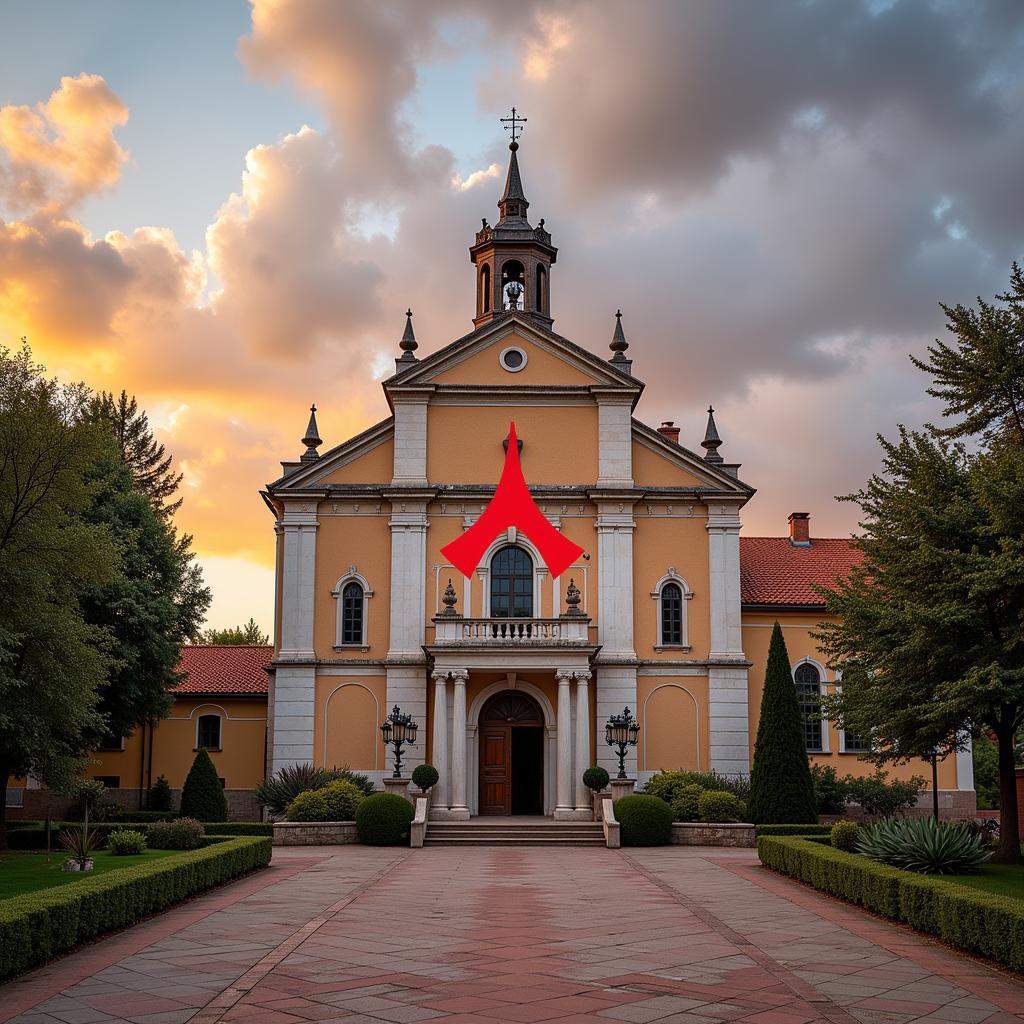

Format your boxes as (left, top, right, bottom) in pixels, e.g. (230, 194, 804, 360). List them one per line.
(609, 779, 636, 803)
(273, 821, 358, 846)
(383, 777, 412, 805)
(670, 822, 755, 847)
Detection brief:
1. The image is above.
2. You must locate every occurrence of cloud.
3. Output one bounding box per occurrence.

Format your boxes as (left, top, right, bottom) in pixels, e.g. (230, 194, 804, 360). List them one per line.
(0, 73, 128, 210)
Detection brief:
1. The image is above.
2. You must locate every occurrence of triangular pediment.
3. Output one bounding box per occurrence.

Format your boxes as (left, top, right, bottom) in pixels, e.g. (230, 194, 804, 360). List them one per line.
(384, 315, 643, 397)
(268, 416, 394, 491)
(632, 420, 754, 494)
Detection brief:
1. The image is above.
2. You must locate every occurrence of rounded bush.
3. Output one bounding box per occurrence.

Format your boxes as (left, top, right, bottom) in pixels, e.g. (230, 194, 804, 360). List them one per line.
(355, 793, 415, 846)
(107, 829, 147, 855)
(670, 784, 705, 822)
(412, 764, 440, 792)
(831, 819, 860, 852)
(698, 790, 743, 823)
(147, 817, 204, 850)
(286, 780, 365, 822)
(615, 795, 673, 846)
(583, 767, 610, 792)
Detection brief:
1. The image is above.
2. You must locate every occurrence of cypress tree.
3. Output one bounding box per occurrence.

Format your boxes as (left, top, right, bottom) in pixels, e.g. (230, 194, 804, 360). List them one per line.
(747, 622, 817, 824)
(179, 749, 228, 821)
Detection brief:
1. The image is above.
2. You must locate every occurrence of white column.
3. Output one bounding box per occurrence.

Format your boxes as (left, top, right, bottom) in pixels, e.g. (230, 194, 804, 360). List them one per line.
(450, 670, 469, 819)
(391, 395, 428, 485)
(431, 670, 449, 808)
(574, 671, 592, 810)
(595, 502, 636, 657)
(596, 398, 634, 487)
(555, 670, 574, 818)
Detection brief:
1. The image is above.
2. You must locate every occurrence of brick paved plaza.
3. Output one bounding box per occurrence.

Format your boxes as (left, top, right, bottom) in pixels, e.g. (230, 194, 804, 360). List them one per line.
(3, 847, 1023, 1024)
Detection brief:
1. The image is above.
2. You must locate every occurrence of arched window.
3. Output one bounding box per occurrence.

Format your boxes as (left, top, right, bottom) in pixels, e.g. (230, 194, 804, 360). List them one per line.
(341, 581, 365, 645)
(535, 264, 546, 313)
(196, 714, 221, 751)
(490, 546, 533, 617)
(481, 263, 491, 314)
(660, 582, 683, 645)
(794, 663, 823, 752)
(501, 260, 525, 311)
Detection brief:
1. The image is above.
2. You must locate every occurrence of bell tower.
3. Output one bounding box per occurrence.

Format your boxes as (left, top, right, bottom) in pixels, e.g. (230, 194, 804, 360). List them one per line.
(470, 108, 557, 329)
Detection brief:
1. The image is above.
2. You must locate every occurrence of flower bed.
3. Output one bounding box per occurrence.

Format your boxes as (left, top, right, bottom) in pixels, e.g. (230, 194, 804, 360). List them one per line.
(0, 836, 271, 980)
(757, 835, 1024, 973)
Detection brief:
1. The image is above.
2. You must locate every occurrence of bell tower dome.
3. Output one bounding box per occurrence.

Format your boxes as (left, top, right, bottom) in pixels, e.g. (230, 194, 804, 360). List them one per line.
(469, 108, 557, 329)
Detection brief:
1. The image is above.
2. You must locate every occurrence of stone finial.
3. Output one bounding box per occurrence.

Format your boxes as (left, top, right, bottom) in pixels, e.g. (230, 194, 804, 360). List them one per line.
(441, 578, 460, 616)
(610, 310, 629, 359)
(702, 405, 724, 464)
(300, 404, 322, 463)
(398, 308, 418, 360)
(563, 577, 584, 616)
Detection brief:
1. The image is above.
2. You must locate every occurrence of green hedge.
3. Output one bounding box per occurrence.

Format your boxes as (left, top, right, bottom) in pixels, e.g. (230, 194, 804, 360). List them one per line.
(755, 823, 831, 837)
(757, 836, 1024, 973)
(0, 836, 271, 980)
(5, 821, 271, 848)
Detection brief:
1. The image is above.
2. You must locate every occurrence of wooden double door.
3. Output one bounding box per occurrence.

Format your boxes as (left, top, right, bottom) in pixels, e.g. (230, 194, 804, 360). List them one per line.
(478, 691, 544, 816)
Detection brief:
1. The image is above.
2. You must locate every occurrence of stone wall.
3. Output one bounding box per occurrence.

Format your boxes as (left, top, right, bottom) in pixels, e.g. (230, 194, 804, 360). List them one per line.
(670, 822, 755, 847)
(273, 821, 358, 846)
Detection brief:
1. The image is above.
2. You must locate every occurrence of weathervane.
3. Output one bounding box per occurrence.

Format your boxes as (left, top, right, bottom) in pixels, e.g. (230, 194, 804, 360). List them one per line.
(500, 106, 527, 145)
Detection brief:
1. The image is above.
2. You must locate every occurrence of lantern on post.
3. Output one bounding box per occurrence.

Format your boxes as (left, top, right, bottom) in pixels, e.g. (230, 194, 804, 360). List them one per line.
(380, 705, 418, 779)
(605, 707, 640, 780)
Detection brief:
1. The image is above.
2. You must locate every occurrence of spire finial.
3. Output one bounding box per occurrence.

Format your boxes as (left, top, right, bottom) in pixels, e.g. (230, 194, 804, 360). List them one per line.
(500, 106, 527, 147)
(497, 108, 529, 224)
(610, 309, 629, 359)
(702, 405, 724, 464)
(398, 308, 418, 359)
(300, 403, 322, 463)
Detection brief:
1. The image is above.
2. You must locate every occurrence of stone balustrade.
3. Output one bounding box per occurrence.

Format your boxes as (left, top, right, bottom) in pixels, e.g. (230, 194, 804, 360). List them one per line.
(432, 616, 590, 646)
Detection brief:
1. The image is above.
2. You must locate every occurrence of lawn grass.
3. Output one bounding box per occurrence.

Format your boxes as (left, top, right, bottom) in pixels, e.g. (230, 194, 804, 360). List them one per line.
(0, 849, 180, 899)
(946, 862, 1024, 900)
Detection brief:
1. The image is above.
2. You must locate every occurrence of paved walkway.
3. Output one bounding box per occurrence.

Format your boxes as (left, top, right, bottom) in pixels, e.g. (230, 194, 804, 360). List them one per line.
(3, 847, 1024, 1024)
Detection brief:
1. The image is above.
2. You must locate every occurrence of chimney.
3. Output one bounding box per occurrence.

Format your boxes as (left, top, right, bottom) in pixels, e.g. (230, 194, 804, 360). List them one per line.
(788, 512, 810, 546)
(657, 421, 680, 444)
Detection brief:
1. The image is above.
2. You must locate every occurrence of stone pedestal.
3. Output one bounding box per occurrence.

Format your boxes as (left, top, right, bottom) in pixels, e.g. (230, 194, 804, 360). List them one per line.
(610, 778, 636, 803)
(592, 789, 610, 821)
(383, 777, 412, 805)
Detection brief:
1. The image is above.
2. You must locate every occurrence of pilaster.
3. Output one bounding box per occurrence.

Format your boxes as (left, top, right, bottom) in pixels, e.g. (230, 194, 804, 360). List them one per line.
(391, 394, 429, 485)
(278, 505, 318, 660)
(574, 670, 592, 811)
(554, 669, 575, 818)
(596, 397, 634, 487)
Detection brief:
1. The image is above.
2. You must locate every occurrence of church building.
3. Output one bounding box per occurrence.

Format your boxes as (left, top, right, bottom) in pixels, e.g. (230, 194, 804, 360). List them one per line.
(262, 132, 975, 820)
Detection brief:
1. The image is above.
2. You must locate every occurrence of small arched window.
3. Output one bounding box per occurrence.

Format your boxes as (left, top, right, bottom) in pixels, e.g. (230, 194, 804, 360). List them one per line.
(481, 263, 491, 314)
(535, 265, 546, 313)
(341, 581, 365, 645)
(661, 583, 683, 645)
(196, 714, 221, 751)
(794, 663, 824, 752)
(501, 259, 525, 311)
(490, 545, 533, 617)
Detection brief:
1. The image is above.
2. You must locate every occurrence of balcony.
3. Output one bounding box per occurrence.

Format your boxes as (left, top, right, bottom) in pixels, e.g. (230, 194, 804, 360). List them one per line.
(432, 615, 591, 647)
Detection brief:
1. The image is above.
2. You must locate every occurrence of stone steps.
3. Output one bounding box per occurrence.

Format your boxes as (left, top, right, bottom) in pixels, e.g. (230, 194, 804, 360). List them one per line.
(424, 820, 606, 847)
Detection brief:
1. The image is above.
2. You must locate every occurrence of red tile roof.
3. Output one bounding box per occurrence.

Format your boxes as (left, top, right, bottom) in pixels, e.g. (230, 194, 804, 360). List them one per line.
(173, 645, 272, 696)
(740, 537, 863, 607)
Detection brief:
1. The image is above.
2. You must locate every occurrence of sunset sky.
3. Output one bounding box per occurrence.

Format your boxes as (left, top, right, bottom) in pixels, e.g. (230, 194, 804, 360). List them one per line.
(2, 1, 1023, 632)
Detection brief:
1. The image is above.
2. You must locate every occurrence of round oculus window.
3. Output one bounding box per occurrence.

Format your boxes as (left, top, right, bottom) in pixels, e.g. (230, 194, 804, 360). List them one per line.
(500, 346, 527, 372)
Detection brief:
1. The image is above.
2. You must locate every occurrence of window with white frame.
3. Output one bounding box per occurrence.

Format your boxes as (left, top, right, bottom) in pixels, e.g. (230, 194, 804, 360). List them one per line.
(794, 663, 824, 752)
(196, 714, 221, 751)
(652, 572, 691, 647)
(332, 569, 372, 646)
(837, 665, 870, 752)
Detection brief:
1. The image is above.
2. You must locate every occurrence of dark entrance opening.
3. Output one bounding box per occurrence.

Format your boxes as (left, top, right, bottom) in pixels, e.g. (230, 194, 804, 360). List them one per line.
(478, 690, 544, 815)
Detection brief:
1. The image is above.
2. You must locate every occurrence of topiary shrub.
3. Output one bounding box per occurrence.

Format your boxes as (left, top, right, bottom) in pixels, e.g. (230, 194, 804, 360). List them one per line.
(830, 819, 860, 852)
(669, 784, 704, 822)
(411, 764, 439, 792)
(747, 623, 817, 824)
(615, 795, 673, 846)
(698, 790, 744, 823)
(583, 766, 610, 793)
(107, 829, 147, 856)
(147, 774, 173, 812)
(147, 817, 205, 850)
(286, 780, 365, 822)
(179, 749, 228, 822)
(355, 793, 415, 846)
(254, 763, 373, 814)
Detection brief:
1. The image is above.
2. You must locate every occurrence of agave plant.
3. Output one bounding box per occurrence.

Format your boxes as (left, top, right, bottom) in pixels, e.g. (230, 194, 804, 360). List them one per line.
(856, 816, 989, 875)
(254, 763, 374, 814)
(60, 824, 100, 867)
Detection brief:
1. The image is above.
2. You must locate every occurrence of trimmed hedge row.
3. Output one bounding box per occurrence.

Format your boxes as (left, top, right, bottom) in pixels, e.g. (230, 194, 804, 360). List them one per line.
(5, 821, 271, 849)
(757, 836, 1024, 973)
(755, 824, 832, 837)
(0, 836, 271, 980)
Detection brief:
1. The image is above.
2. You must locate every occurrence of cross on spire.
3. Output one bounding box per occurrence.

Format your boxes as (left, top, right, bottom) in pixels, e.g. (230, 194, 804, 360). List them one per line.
(500, 106, 527, 147)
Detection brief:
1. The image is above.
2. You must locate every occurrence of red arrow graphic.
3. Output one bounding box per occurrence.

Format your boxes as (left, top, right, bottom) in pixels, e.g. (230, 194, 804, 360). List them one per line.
(441, 421, 584, 579)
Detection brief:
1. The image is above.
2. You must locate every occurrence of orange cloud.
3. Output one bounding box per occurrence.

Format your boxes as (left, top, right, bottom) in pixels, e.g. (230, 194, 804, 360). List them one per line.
(0, 73, 128, 210)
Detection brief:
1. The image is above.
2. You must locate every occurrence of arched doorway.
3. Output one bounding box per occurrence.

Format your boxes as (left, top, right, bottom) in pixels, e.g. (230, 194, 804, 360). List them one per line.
(478, 690, 544, 815)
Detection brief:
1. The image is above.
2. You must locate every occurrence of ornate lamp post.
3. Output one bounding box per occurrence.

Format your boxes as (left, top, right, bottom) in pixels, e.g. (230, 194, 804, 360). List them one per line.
(380, 705, 418, 779)
(605, 707, 640, 780)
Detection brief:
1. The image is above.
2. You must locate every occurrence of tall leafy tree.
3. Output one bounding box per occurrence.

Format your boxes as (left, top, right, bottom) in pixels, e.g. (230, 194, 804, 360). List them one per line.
(748, 623, 817, 824)
(820, 266, 1024, 864)
(200, 618, 270, 645)
(0, 345, 117, 845)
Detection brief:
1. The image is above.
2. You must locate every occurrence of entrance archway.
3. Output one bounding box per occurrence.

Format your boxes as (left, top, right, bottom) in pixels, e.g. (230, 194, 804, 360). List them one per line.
(478, 690, 544, 815)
